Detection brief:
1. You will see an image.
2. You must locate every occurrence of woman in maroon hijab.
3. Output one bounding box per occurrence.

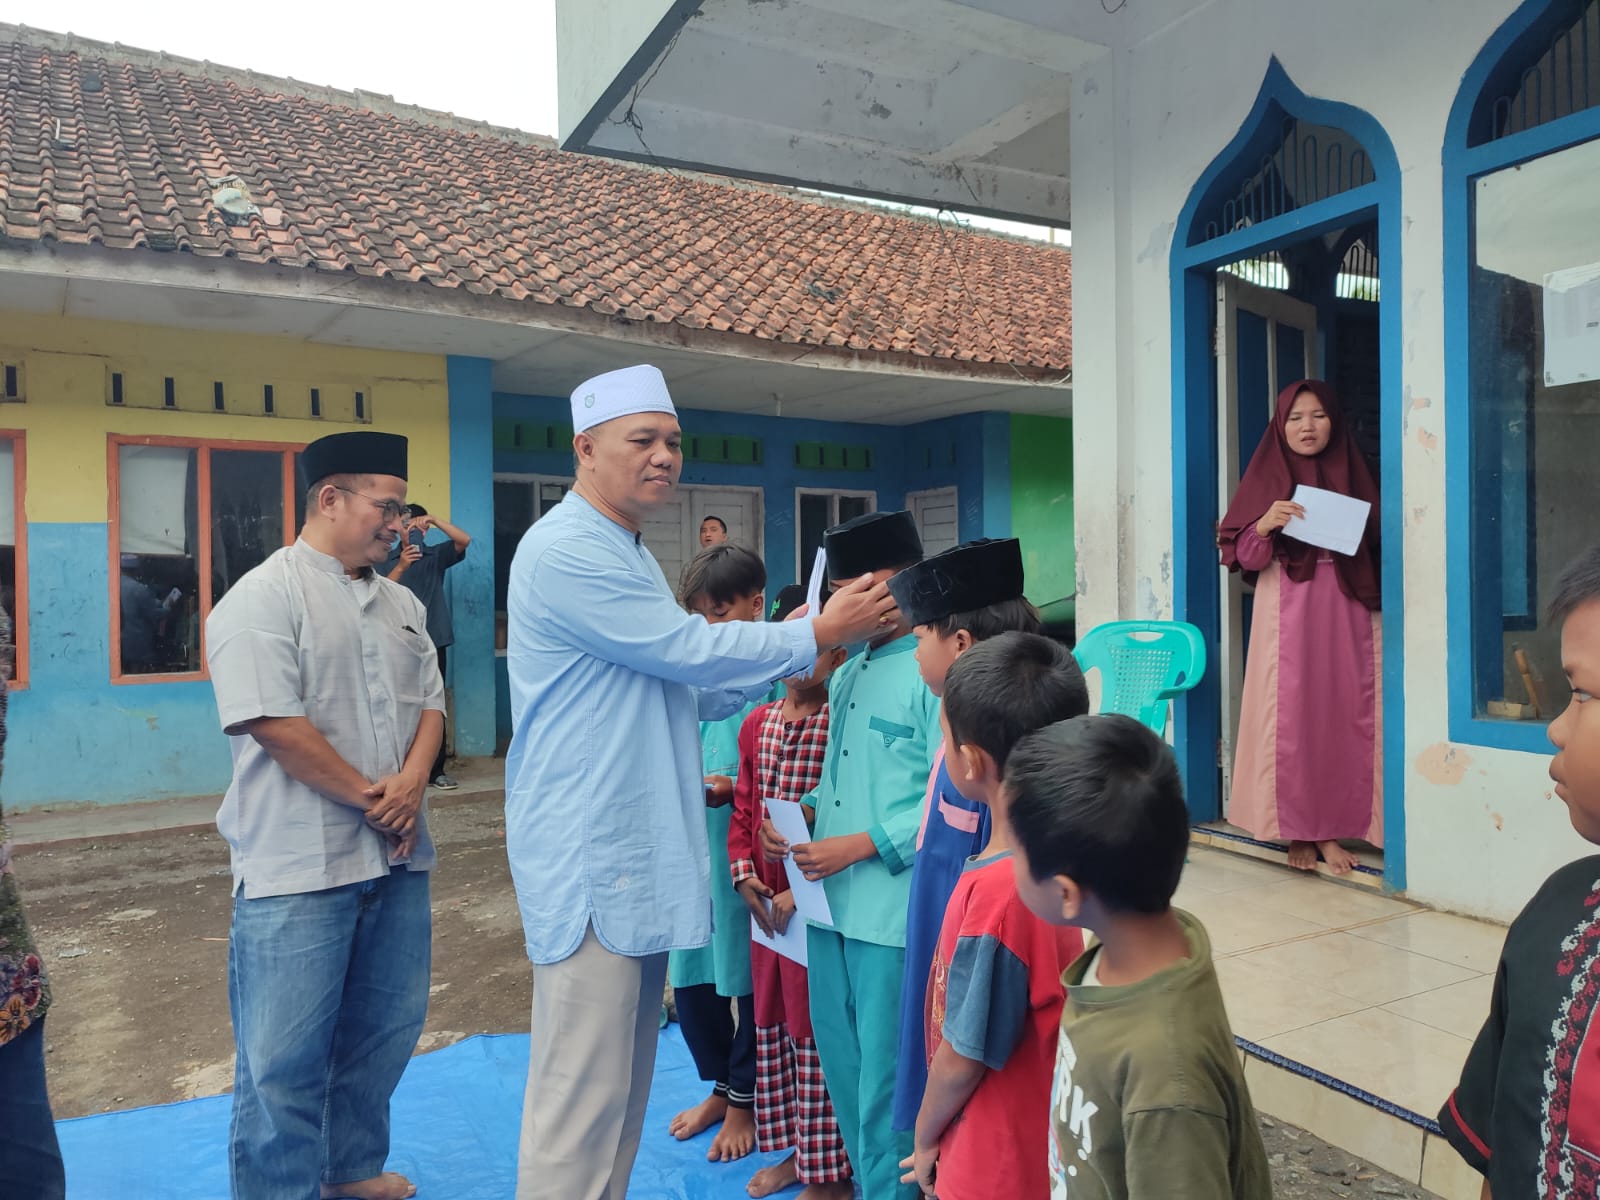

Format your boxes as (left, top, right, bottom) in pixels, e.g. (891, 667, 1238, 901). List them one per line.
(1218, 379, 1382, 873)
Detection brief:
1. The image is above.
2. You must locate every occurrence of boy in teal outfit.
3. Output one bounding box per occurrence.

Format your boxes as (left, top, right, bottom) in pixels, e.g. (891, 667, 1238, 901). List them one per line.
(668, 544, 771, 1161)
(770, 510, 938, 1199)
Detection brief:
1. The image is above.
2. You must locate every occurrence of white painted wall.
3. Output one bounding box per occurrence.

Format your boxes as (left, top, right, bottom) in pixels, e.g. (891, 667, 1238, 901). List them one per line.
(554, 0, 679, 145)
(1069, 0, 1593, 922)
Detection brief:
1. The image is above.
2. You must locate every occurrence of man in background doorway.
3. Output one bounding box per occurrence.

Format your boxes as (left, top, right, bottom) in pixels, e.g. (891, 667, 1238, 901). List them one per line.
(700, 515, 729, 548)
(387, 504, 472, 790)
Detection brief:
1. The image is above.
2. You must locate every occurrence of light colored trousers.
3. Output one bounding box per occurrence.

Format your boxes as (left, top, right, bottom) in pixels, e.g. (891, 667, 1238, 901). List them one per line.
(516, 926, 669, 1200)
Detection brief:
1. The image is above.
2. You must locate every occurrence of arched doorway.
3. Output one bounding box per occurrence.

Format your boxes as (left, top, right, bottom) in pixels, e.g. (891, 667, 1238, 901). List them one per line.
(1168, 59, 1406, 889)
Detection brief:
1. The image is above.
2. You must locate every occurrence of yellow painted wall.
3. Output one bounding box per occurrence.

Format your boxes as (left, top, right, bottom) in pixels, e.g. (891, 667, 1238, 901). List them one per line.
(0, 310, 452, 522)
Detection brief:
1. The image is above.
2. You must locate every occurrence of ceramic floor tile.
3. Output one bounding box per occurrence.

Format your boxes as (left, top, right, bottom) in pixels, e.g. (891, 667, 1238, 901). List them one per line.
(1177, 850, 1301, 896)
(1382, 974, 1495, 1041)
(1173, 889, 1325, 955)
(1213, 955, 1370, 1041)
(1350, 909, 1508, 974)
(1422, 1132, 1485, 1200)
(1243, 1057, 1425, 1183)
(1232, 931, 1477, 1006)
(1259, 1007, 1472, 1116)
(1223, 876, 1419, 930)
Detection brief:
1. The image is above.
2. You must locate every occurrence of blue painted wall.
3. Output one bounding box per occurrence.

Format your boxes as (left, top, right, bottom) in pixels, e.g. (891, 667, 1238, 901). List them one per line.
(492, 393, 1001, 599)
(8, 524, 234, 809)
(446, 357, 497, 757)
(490, 394, 1026, 743)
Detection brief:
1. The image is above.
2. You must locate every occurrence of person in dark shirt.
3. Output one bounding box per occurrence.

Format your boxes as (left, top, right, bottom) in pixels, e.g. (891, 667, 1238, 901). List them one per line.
(386, 504, 471, 789)
(1440, 538, 1600, 1199)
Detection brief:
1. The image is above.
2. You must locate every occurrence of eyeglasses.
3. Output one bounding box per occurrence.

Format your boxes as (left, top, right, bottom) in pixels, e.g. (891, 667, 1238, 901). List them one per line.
(332, 486, 407, 523)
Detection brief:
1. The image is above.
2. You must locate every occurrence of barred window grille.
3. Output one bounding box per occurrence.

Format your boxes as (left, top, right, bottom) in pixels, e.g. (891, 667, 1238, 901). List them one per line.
(1195, 116, 1375, 246)
(1483, 0, 1600, 142)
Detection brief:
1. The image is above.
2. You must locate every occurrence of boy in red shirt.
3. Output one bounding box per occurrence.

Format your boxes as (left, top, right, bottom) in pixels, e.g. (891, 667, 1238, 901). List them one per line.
(900, 632, 1088, 1199)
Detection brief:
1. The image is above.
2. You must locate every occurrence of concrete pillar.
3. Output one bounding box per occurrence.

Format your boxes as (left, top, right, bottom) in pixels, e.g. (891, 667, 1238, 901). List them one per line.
(446, 356, 496, 757)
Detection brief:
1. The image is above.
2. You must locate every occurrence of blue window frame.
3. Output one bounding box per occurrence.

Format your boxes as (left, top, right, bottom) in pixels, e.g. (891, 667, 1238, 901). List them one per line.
(1445, 0, 1600, 754)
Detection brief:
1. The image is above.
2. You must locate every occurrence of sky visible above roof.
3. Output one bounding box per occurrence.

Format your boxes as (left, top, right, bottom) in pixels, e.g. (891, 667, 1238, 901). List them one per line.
(0, 0, 1064, 245)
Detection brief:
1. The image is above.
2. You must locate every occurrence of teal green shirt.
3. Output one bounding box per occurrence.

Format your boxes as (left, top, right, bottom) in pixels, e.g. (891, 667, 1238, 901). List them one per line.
(669, 698, 766, 995)
(807, 635, 941, 948)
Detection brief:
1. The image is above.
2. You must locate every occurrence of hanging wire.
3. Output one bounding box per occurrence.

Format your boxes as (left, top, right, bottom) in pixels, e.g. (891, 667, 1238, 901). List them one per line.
(609, 22, 689, 173)
(934, 207, 1072, 387)
(1101, 0, 1129, 12)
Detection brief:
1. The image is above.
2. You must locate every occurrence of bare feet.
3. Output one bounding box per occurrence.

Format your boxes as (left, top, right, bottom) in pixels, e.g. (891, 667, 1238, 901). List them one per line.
(708, 1104, 757, 1162)
(321, 1174, 416, 1200)
(1317, 840, 1359, 875)
(670, 1091, 728, 1141)
(747, 1151, 798, 1196)
(1287, 840, 1319, 870)
(797, 1182, 855, 1200)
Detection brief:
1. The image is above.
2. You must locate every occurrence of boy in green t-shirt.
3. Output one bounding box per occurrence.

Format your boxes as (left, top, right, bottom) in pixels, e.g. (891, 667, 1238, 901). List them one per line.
(1006, 715, 1272, 1200)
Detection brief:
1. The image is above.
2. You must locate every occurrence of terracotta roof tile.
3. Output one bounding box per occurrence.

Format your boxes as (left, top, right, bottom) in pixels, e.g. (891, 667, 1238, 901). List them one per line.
(0, 35, 1071, 373)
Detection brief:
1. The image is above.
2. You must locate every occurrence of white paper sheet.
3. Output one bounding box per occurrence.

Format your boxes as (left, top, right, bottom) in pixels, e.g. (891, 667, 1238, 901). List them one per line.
(766, 798, 834, 926)
(1282, 485, 1371, 557)
(805, 546, 828, 618)
(751, 908, 808, 967)
(1543, 263, 1600, 388)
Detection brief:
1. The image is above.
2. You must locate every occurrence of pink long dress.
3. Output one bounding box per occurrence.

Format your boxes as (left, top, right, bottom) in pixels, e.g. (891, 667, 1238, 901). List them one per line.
(1227, 526, 1383, 846)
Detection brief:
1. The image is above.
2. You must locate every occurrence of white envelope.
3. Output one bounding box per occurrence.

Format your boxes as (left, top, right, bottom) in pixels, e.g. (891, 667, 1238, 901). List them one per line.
(766, 798, 835, 927)
(1283, 485, 1371, 557)
(805, 546, 828, 617)
(751, 907, 808, 967)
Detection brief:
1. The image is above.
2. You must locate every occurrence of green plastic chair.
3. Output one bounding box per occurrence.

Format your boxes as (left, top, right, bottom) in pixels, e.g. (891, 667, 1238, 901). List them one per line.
(1071, 620, 1208, 734)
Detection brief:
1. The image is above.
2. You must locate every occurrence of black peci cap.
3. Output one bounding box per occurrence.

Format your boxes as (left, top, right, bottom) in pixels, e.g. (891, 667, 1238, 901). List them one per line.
(887, 538, 1026, 626)
(300, 431, 408, 487)
(823, 510, 923, 580)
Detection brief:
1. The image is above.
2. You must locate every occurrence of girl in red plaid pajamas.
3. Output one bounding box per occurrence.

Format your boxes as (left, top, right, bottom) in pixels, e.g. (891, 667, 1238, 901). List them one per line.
(728, 587, 853, 1199)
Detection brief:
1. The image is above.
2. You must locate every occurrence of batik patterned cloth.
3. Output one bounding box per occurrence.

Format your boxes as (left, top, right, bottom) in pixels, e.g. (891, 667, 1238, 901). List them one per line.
(0, 608, 48, 1046)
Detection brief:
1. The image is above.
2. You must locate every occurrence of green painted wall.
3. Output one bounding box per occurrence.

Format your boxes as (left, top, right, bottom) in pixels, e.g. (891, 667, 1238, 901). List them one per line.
(1009, 414, 1075, 615)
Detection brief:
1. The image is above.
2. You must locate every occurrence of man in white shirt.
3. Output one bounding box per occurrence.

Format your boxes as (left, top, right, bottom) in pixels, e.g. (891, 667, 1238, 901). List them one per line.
(207, 430, 444, 1200)
(506, 365, 898, 1200)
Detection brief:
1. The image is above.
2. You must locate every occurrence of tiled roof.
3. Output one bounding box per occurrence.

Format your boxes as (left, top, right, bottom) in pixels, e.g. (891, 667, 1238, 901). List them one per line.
(0, 32, 1071, 375)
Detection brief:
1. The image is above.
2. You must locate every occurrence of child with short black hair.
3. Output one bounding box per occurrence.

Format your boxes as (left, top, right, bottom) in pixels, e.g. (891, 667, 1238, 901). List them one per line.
(728, 584, 854, 1199)
(884, 539, 1045, 1133)
(1439, 540, 1600, 1199)
(897, 632, 1087, 1199)
(668, 542, 770, 1161)
(1007, 714, 1272, 1199)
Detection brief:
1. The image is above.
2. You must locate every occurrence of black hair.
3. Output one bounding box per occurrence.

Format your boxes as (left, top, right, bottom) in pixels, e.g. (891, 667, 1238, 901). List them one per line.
(942, 632, 1089, 774)
(925, 596, 1043, 641)
(680, 543, 766, 609)
(1007, 714, 1189, 915)
(1550, 541, 1600, 626)
(771, 583, 826, 622)
(406, 503, 429, 519)
(701, 515, 728, 532)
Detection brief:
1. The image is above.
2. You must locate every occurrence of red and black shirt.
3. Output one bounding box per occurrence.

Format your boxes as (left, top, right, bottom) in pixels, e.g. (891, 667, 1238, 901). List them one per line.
(1439, 855, 1600, 1197)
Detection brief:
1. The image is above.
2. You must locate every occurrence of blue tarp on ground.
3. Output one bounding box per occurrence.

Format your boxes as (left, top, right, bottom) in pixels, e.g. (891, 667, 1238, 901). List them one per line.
(59, 1027, 794, 1199)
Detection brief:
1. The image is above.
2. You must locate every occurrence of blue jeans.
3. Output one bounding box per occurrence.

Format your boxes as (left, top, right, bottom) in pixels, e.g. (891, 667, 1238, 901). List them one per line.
(228, 866, 431, 1200)
(0, 1016, 65, 1200)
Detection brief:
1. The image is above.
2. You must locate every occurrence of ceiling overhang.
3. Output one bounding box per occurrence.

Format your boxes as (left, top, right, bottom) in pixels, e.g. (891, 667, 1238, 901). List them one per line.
(555, 0, 1122, 226)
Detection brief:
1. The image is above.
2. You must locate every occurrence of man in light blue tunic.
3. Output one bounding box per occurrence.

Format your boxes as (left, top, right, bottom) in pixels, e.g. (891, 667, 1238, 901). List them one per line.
(505, 364, 899, 1200)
